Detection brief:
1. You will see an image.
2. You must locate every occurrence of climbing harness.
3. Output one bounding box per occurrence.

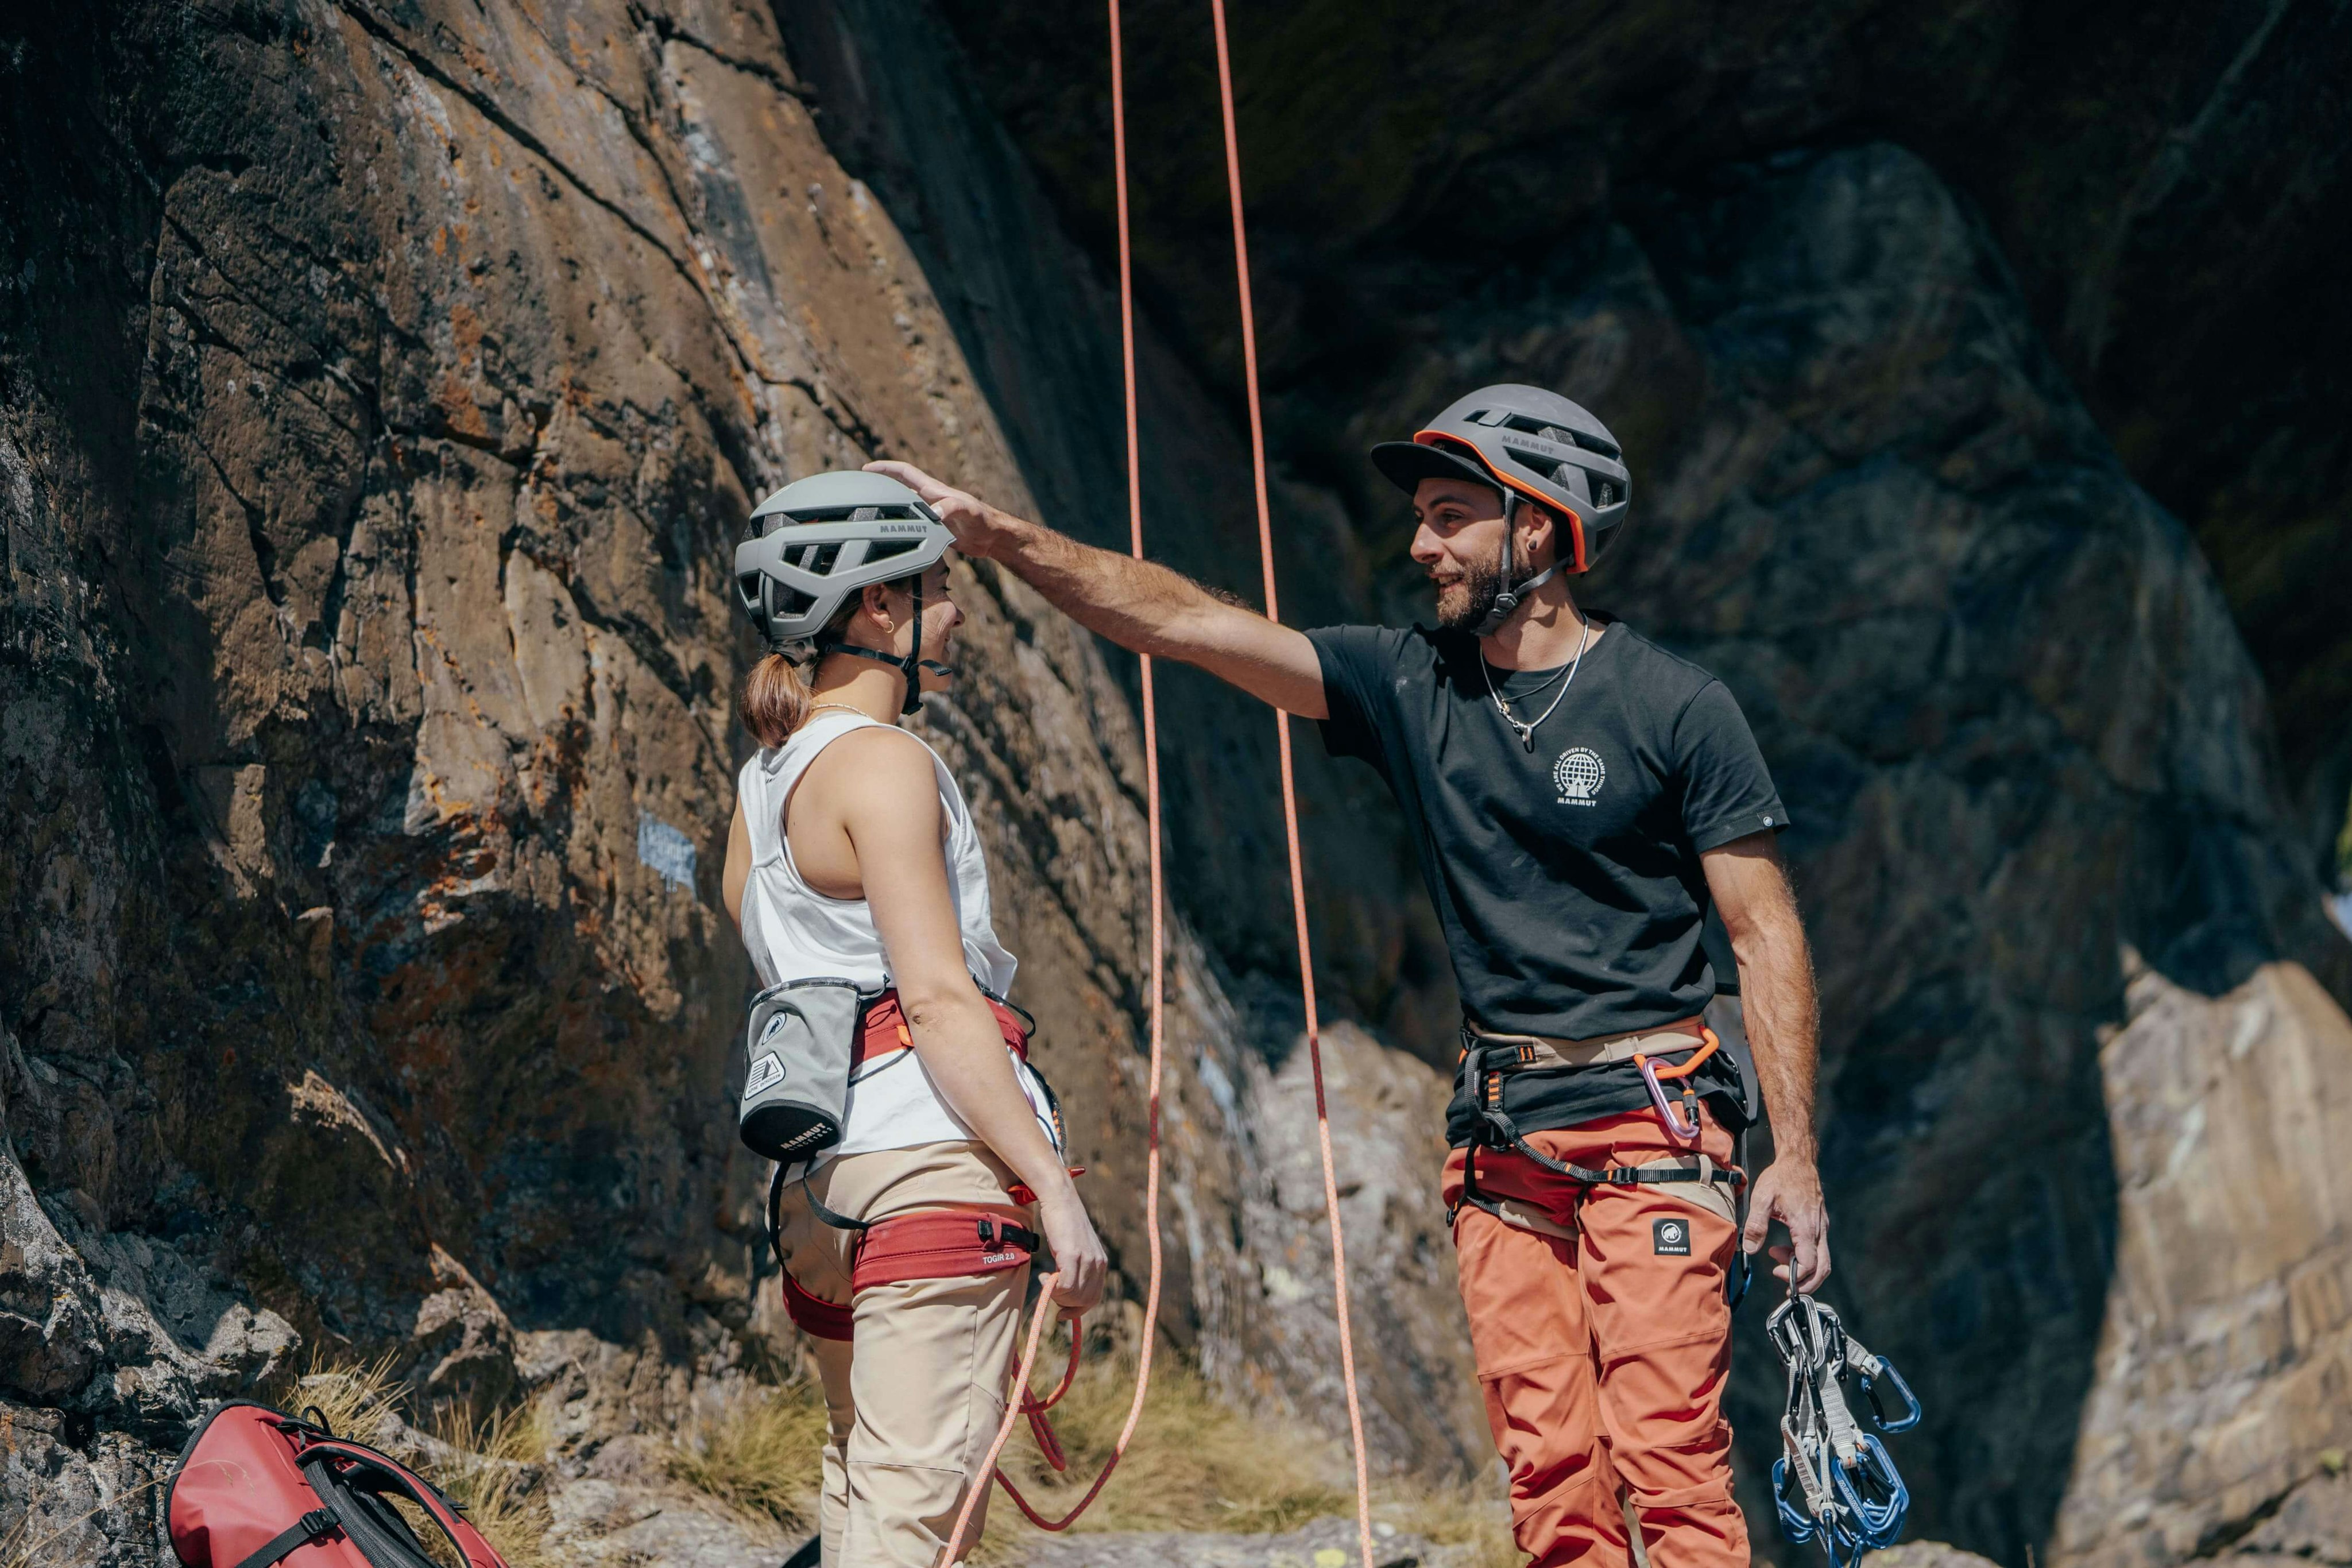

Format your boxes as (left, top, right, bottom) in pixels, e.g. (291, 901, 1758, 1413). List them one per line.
(1452, 1029, 1746, 1209)
(1768, 1288, 1922, 1566)
(1450, 1021, 1755, 1304)
(1479, 617, 1591, 752)
(938, 0, 1170, 1553)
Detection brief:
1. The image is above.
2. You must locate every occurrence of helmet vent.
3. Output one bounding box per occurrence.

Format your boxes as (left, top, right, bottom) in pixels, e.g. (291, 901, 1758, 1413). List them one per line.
(864, 539, 923, 566)
(1588, 478, 1620, 508)
(1495, 413, 1620, 462)
(1503, 444, 1563, 481)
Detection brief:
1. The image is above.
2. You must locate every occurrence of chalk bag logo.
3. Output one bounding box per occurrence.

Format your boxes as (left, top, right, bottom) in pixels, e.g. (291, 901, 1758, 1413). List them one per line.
(1653, 1217, 1692, 1256)
(1554, 746, 1607, 806)
(745, 1051, 786, 1098)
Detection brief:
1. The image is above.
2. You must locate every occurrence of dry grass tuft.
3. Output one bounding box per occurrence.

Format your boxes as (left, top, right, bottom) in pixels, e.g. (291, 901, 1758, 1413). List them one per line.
(659, 1338, 1519, 1565)
(426, 1403, 556, 1568)
(988, 1345, 1351, 1542)
(667, 1379, 834, 1534)
(288, 1350, 407, 1444)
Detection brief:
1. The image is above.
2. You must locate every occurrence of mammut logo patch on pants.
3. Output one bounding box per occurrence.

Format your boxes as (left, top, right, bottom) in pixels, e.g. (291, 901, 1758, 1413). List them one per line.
(1653, 1217, 1692, 1256)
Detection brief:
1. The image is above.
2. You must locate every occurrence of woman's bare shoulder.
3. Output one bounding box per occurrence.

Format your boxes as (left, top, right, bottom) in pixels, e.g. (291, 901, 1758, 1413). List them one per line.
(796, 724, 938, 814)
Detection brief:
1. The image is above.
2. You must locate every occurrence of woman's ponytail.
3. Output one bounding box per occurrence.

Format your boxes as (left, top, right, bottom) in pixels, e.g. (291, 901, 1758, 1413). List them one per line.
(738, 650, 813, 748)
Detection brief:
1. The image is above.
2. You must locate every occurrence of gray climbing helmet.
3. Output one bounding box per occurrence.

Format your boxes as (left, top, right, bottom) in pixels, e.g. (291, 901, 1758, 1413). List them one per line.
(732, 470, 956, 714)
(1371, 385, 1632, 630)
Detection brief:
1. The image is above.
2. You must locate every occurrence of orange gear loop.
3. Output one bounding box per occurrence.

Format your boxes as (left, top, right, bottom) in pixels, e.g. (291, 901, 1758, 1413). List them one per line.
(938, 0, 1168, 1555)
(1636, 1024, 1723, 1083)
(1634, 1025, 1722, 1143)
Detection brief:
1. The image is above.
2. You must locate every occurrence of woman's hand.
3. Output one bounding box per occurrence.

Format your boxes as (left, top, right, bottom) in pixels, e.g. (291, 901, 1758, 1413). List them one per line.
(1035, 1187, 1107, 1318)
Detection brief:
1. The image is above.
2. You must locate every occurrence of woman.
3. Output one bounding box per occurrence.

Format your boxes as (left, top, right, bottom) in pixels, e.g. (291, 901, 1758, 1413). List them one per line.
(721, 470, 1108, 1567)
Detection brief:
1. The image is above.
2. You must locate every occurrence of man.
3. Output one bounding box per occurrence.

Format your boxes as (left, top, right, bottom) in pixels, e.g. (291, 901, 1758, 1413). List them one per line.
(869, 381, 1828, 1568)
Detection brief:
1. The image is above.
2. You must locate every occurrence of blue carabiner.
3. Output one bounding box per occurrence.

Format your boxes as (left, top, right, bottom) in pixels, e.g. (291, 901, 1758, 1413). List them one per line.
(1859, 1358, 1922, 1434)
(1822, 1513, 1872, 1568)
(1831, 1434, 1910, 1547)
(1771, 1458, 1817, 1544)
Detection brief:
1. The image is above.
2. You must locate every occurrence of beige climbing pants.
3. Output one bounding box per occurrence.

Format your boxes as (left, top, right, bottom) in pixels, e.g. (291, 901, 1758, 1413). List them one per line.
(773, 1141, 1037, 1567)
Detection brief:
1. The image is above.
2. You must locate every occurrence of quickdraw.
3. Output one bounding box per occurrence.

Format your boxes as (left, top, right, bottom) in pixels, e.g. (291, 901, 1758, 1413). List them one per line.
(1768, 1290, 1922, 1566)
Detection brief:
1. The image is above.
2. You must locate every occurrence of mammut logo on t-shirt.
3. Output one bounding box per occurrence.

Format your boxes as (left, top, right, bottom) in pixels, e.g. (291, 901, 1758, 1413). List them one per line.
(1553, 747, 1606, 806)
(1653, 1217, 1692, 1256)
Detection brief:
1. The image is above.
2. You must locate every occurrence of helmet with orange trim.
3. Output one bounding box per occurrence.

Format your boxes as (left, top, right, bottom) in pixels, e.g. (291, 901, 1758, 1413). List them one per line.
(1371, 384, 1631, 634)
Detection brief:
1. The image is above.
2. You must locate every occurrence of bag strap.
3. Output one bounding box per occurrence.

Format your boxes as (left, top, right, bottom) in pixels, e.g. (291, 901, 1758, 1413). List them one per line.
(802, 1173, 871, 1234)
(297, 1440, 491, 1567)
(230, 1508, 341, 1568)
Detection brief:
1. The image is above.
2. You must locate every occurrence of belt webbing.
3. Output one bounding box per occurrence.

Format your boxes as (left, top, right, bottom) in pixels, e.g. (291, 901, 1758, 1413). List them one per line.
(1461, 1019, 1708, 1073)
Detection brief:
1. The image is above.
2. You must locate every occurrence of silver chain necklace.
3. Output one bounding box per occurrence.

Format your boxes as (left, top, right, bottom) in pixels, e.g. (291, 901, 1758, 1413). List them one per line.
(1479, 621, 1592, 753)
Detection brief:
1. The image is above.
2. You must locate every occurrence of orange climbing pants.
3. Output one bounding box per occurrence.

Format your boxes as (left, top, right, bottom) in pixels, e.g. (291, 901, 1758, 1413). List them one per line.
(1443, 1105, 1747, 1568)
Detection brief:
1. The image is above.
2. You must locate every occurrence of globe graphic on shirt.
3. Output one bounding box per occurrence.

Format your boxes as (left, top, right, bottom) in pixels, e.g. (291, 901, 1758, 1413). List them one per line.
(1553, 746, 1607, 802)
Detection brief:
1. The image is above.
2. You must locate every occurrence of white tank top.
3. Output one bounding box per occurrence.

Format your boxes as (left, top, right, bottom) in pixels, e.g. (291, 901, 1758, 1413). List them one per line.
(736, 710, 1054, 1167)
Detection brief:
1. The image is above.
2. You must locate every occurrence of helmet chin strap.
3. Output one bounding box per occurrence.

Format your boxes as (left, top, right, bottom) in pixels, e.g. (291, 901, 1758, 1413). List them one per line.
(819, 571, 954, 716)
(1472, 491, 1564, 637)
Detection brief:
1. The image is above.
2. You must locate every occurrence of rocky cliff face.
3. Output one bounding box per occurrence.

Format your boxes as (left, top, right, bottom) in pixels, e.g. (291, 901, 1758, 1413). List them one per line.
(0, 1, 1466, 1558)
(2, 2, 2349, 1566)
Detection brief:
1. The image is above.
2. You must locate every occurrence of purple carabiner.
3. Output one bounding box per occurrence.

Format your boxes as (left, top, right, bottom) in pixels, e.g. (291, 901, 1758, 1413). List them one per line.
(1639, 1057, 1704, 1143)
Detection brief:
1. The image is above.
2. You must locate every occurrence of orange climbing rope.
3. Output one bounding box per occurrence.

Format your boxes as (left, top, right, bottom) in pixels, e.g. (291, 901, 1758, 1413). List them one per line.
(1207, 3, 1379, 1565)
(937, 0, 1168, 1556)
(946, 7, 1380, 1563)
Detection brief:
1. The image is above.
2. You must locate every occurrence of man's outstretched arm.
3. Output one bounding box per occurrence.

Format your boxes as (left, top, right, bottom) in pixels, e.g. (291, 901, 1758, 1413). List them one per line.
(867, 460, 1328, 719)
(1702, 831, 1831, 1292)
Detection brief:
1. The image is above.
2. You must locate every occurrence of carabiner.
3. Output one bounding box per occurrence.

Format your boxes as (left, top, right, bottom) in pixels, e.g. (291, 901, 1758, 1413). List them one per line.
(1830, 1434, 1909, 1547)
(1638, 1055, 1704, 1143)
(1856, 1356, 1921, 1434)
(1771, 1458, 1817, 1544)
(1822, 1514, 1872, 1568)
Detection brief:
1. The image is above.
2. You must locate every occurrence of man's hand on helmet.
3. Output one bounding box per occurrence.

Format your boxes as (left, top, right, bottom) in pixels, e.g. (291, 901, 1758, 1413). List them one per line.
(864, 460, 1019, 560)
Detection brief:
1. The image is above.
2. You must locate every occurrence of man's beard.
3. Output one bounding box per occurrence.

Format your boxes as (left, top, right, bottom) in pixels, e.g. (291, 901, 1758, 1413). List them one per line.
(1433, 553, 1506, 632)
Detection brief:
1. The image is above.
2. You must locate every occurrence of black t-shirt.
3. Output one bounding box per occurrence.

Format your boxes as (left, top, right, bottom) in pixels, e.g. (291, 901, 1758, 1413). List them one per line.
(1309, 618, 1787, 1137)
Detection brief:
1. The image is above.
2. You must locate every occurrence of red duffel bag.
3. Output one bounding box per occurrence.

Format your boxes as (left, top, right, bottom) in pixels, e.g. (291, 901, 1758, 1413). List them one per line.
(167, 1400, 510, 1568)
